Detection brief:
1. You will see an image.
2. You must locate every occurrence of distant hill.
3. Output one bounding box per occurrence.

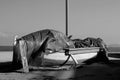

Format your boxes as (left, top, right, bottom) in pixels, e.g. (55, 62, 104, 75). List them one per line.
(0, 46, 13, 51)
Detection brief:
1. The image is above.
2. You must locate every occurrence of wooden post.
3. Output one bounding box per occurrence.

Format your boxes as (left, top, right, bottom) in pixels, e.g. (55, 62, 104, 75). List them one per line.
(69, 54, 79, 65)
(19, 40, 29, 73)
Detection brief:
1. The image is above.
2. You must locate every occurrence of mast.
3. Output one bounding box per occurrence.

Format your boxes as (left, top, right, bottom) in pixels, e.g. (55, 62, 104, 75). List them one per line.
(65, 0, 68, 36)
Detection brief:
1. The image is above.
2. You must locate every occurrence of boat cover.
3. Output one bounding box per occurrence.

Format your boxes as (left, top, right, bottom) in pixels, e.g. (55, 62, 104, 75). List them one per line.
(72, 37, 107, 49)
(13, 29, 74, 67)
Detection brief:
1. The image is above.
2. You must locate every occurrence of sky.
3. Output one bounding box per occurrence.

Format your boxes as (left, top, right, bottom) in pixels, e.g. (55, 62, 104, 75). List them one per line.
(0, 0, 120, 45)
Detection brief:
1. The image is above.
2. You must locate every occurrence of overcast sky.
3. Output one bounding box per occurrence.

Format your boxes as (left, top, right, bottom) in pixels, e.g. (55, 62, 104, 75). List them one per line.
(0, 0, 120, 45)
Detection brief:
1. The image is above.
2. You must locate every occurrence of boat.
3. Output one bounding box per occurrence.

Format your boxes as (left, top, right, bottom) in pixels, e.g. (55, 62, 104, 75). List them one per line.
(44, 47, 100, 66)
(108, 52, 120, 62)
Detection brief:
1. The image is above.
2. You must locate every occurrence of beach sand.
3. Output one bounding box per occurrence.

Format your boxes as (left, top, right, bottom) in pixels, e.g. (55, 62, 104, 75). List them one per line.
(0, 60, 120, 80)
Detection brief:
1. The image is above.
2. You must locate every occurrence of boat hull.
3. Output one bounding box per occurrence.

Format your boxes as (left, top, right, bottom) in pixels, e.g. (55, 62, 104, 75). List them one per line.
(44, 52, 97, 66)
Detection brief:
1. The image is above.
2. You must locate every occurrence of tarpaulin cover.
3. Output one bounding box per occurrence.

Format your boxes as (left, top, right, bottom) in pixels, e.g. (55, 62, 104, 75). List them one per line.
(72, 37, 107, 49)
(13, 29, 74, 67)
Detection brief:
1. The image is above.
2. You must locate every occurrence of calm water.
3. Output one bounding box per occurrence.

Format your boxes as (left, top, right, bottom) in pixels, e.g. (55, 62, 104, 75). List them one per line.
(0, 51, 13, 62)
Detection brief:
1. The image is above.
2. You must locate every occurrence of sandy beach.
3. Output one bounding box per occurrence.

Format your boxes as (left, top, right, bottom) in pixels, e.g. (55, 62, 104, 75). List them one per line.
(0, 60, 119, 80)
(0, 50, 119, 80)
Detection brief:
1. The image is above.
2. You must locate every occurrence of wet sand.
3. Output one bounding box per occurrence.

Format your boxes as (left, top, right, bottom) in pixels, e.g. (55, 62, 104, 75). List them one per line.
(0, 60, 120, 80)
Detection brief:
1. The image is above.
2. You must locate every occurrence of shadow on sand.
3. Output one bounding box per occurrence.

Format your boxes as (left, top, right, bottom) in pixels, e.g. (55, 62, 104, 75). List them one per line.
(0, 61, 120, 80)
(74, 60, 120, 80)
(0, 62, 22, 72)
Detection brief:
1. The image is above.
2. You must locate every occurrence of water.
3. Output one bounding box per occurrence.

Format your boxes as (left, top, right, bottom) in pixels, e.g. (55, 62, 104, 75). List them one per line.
(0, 51, 13, 62)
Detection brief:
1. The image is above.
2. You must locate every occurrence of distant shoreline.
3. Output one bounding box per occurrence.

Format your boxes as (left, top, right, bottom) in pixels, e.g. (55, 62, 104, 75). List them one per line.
(0, 46, 13, 51)
(0, 46, 120, 52)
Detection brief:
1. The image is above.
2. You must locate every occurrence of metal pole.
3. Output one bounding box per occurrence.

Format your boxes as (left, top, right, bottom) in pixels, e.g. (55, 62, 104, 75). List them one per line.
(66, 0, 68, 36)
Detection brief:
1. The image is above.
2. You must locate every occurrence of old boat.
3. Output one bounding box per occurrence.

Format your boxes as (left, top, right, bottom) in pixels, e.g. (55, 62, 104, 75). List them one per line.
(44, 47, 100, 66)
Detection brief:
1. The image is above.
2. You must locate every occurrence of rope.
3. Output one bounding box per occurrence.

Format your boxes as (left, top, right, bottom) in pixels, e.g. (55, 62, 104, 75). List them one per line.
(60, 54, 71, 66)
